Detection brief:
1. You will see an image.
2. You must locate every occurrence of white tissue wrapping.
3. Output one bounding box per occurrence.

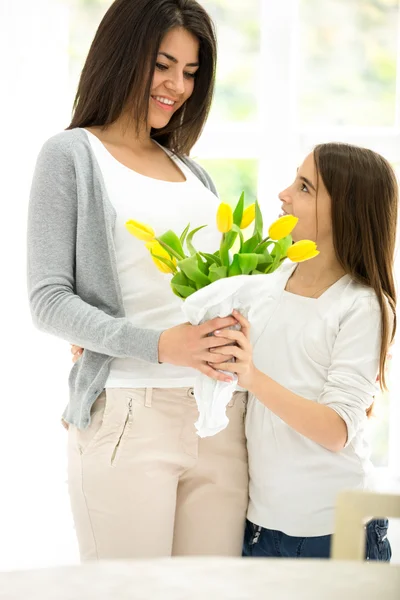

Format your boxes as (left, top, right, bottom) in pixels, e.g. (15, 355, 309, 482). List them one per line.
(181, 274, 273, 437)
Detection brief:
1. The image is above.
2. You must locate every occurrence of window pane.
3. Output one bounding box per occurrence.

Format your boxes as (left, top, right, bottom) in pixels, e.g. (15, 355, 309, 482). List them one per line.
(68, 0, 112, 104)
(298, 0, 400, 127)
(201, 0, 261, 123)
(197, 159, 258, 206)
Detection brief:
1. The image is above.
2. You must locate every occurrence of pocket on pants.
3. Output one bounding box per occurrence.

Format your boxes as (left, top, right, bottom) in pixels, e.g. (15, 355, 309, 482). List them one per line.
(71, 390, 134, 465)
(110, 396, 133, 467)
(72, 390, 108, 456)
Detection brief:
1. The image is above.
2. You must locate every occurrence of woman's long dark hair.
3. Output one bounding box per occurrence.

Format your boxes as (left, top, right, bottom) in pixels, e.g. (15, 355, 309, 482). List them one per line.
(67, 0, 217, 155)
(314, 143, 398, 391)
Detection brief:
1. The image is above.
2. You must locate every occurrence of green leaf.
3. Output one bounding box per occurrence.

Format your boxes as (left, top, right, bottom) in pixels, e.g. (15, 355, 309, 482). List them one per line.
(177, 256, 210, 287)
(179, 223, 190, 246)
(171, 286, 185, 299)
(200, 252, 221, 267)
(253, 200, 263, 238)
(223, 229, 238, 252)
(220, 233, 230, 267)
(171, 283, 196, 298)
(232, 191, 245, 227)
(156, 239, 184, 262)
(254, 239, 274, 254)
(186, 225, 207, 256)
(275, 234, 293, 256)
(208, 264, 228, 283)
(265, 244, 283, 273)
(260, 252, 273, 265)
(241, 233, 262, 254)
(228, 254, 242, 277)
(238, 253, 259, 275)
(196, 253, 209, 275)
(171, 271, 190, 287)
(231, 224, 244, 251)
(158, 230, 186, 259)
(150, 253, 177, 273)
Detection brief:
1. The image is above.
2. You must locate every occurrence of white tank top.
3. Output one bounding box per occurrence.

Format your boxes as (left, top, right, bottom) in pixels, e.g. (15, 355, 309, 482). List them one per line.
(84, 129, 220, 388)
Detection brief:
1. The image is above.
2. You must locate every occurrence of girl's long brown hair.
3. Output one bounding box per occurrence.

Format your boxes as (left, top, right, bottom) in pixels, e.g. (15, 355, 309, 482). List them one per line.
(314, 143, 398, 392)
(67, 0, 217, 156)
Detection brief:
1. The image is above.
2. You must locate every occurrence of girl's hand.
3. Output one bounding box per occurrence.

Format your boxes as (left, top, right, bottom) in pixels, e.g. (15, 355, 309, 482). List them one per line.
(208, 310, 257, 389)
(71, 344, 84, 363)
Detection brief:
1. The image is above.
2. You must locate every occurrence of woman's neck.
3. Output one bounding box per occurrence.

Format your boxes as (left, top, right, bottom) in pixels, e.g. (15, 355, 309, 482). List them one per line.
(99, 113, 154, 151)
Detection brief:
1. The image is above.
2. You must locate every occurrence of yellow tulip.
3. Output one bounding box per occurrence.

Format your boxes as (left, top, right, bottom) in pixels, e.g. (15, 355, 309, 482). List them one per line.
(216, 203, 234, 233)
(286, 240, 320, 263)
(240, 203, 256, 229)
(268, 215, 299, 240)
(145, 241, 176, 274)
(125, 220, 155, 241)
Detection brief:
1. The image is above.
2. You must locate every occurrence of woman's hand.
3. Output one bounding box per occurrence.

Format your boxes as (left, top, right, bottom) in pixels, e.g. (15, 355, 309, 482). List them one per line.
(208, 310, 257, 389)
(71, 315, 239, 382)
(71, 344, 83, 363)
(158, 316, 238, 383)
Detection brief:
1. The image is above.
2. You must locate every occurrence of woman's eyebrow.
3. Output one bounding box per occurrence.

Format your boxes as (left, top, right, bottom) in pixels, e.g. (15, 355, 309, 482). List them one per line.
(158, 51, 199, 67)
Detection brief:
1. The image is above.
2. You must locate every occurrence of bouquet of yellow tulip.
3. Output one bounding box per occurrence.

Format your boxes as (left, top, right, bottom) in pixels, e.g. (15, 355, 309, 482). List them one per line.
(126, 192, 319, 299)
(125, 193, 318, 437)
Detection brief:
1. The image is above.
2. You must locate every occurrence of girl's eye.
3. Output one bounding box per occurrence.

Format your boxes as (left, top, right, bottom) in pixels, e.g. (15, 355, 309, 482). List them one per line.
(156, 63, 168, 71)
(184, 71, 197, 79)
(301, 183, 309, 193)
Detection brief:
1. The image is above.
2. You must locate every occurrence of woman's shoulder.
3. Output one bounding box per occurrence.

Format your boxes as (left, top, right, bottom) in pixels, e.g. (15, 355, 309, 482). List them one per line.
(34, 129, 96, 179)
(38, 128, 89, 161)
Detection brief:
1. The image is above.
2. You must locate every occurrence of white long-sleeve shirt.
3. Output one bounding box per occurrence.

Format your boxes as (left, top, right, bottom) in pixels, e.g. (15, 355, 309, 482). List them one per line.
(246, 261, 383, 536)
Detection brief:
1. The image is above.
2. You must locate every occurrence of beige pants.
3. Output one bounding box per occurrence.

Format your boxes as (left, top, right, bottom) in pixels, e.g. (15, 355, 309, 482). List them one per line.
(67, 387, 248, 560)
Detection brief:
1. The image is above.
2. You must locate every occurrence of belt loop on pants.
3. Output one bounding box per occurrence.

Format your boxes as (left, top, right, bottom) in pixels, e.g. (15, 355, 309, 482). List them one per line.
(228, 394, 235, 408)
(145, 388, 153, 408)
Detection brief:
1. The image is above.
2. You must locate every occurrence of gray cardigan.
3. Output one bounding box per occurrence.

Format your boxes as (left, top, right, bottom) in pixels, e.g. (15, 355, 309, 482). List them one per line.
(27, 128, 218, 429)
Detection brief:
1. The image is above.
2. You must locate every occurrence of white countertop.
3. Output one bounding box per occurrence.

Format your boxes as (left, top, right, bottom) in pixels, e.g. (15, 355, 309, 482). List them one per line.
(0, 558, 399, 600)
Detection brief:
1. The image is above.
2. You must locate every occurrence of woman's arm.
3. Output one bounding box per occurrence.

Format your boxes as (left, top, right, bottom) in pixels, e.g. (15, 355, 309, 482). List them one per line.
(27, 135, 161, 361)
(210, 300, 381, 452)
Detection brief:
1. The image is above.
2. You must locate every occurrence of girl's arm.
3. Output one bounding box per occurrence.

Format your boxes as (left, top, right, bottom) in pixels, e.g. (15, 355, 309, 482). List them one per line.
(211, 300, 381, 452)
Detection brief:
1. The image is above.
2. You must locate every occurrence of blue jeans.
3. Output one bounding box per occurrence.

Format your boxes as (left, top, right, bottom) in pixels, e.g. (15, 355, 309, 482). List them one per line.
(243, 518, 392, 560)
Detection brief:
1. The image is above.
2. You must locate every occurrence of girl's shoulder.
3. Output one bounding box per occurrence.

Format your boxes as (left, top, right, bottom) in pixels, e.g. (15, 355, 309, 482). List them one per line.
(336, 278, 385, 332)
(340, 277, 381, 312)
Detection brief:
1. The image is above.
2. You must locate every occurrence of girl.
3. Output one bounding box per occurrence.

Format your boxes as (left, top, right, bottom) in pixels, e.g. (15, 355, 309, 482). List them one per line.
(27, 0, 247, 560)
(209, 143, 397, 560)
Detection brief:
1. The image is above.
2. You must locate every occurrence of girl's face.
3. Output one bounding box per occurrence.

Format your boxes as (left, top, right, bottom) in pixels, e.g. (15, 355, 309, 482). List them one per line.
(149, 26, 199, 130)
(279, 152, 333, 244)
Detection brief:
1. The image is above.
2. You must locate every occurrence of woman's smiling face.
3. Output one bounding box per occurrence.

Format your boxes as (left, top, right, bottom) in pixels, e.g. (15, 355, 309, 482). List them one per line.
(148, 27, 200, 130)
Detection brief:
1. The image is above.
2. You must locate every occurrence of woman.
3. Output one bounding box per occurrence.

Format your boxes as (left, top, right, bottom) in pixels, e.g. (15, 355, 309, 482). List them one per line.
(208, 143, 397, 560)
(27, 0, 248, 560)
